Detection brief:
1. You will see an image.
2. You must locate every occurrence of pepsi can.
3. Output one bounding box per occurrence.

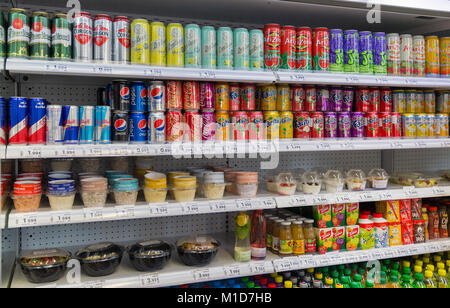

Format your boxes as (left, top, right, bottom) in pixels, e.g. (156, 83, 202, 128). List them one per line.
(111, 79, 130, 111)
(106, 83, 112, 108)
(148, 81, 166, 112)
(62, 105, 79, 144)
(28, 98, 47, 145)
(8, 97, 28, 145)
(112, 111, 129, 143)
(0, 97, 6, 145)
(130, 112, 147, 143)
(95, 106, 111, 144)
(148, 111, 165, 143)
(46, 105, 64, 144)
(130, 81, 147, 112)
(79, 106, 95, 144)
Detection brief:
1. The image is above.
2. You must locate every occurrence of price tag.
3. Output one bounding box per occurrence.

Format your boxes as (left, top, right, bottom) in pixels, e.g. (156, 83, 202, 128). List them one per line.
(384, 249, 395, 258)
(432, 186, 445, 195)
(144, 68, 163, 77)
(335, 194, 351, 203)
(14, 214, 39, 227)
(346, 76, 360, 83)
(312, 195, 329, 204)
(440, 141, 450, 147)
(371, 251, 383, 260)
(60, 148, 77, 156)
(390, 141, 404, 149)
(274, 259, 295, 272)
(260, 198, 276, 208)
(89, 147, 103, 155)
(359, 192, 376, 202)
(345, 255, 358, 263)
(83, 208, 104, 220)
(149, 205, 169, 215)
(225, 142, 238, 154)
(403, 186, 419, 197)
(22, 148, 42, 158)
(115, 206, 136, 218)
(379, 191, 393, 200)
(193, 269, 211, 281)
(306, 258, 317, 267)
(316, 143, 331, 150)
(158, 144, 172, 155)
(257, 143, 273, 153)
(199, 71, 216, 79)
(140, 273, 160, 287)
(182, 203, 200, 214)
(82, 280, 105, 288)
(404, 78, 418, 85)
(409, 246, 420, 255)
(290, 196, 308, 207)
(45, 64, 68, 72)
(223, 266, 241, 277)
(236, 199, 253, 210)
(289, 74, 305, 81)
(415, 142, 427, 148)
(135, 146, 150, 155)
(340, 142, 355, 149)
(249, 262, 266, 274)
(209, 200, 227, 212)
(286, 142, 302, 151)
(50, 212, 72, 224)
(92, 66, 113, 74)
(375, 77, 389, 84)
(318, 256, 331, 266)
(357, 253, 370, 262)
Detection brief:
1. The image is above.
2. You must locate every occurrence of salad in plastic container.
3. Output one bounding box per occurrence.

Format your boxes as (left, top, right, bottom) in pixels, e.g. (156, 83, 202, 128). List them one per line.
(128, 240, 172, 272)
(276, 173, 297, 196)
(346, 169, 367, 191)
(301, 171, 322, 194)
(368, 168, 390, 190)
(75, 242, 124, 277)
(324, 170, 345, 193)
(19, 248, 71, 283)
(176, 236, 220, 266)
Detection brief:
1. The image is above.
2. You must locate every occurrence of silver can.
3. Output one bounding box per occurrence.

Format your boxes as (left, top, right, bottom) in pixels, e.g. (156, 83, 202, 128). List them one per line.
(148, 81, 166, 112)
(46, 105, 64, 144)
(93, 14, 112, 63)
(73, 11, 93, 62)
(112, 16, 130, 64)
(148, 111, 166, 144)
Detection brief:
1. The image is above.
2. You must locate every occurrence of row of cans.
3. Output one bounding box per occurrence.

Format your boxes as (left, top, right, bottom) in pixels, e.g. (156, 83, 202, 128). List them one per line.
(392, 89, 450, 114)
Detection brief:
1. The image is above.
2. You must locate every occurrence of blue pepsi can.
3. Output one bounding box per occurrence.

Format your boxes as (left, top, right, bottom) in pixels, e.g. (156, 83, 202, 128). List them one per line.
(95, 106, 111, 144)
(28, 98, 47, 144)
(130, 112, 147, 144)
(0, 97, 7, 145)
(79, 106, 95, 144)
(46, 105, 64, 144)
(62, 105, 79, 144)
(8, 97, 28, 145)
(130, 81, 147, 112)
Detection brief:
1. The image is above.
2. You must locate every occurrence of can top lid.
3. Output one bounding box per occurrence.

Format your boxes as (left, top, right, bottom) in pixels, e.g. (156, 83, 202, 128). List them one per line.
(95, 14, 112, 21)
(114, 16, 130, 22)
(313, 27, 329, 31)
(264, 23, 280, 27)
(359, 30, 372, 35)
(74, 11, 92, 18)
(297, 26, 312, 30)
(425, 35, 438, 38)
(374, 32, 386, 35)
(32, 11, 50, 18)
(9, 8, 30, 15)
(168, 23, 183, 26)
(329, 29, 343, 32)
(282, 25, 296, 29)
(54, 13, 68, 19)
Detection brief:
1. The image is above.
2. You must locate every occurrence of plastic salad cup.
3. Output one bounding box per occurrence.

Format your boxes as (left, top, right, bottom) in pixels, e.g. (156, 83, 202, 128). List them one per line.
(176, 236, 221, 266)
(368, 168, 390, 190)
(324, 170, 345, 193)
(276, 173, 297, 196)
(75, 242, 124, 277)
(346, 169, 367, 191)
(301, 171, 322, 194)
(127, 240, 172, 272)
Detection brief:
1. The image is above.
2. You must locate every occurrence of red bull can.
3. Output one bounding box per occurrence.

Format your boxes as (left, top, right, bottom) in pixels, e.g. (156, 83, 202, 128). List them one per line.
(46, 105, 63, 144)
(95, 106, 111, 144)
(148, 81, 166, 112)
(79, 106, 95, 144)
(62, 105, 79, 144)
(28, 98, 47, 144)
(148, 111, 165, 143)
(130, 112, 147, 143)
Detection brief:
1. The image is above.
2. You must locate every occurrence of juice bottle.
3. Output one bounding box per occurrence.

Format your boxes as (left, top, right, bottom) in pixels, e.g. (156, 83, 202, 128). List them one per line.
(275, 276, 283, 288)
(415, 260, 423, 268)
(357, 268, 366, 286)
(412, 273, 426, 288)
(352, 274, 365, 288)
(401, 260, 411, 274)
(424, 270, 436, 288)
(434, 255, 442, 265)
(387, 275, 400, 288)
(401, 274, 412, 288)
(337, 264, 345, 276)
(234, 212, 251, 262)
(439, 205, 448, 238)
(403, 267, 411, 279)
(437, 269, 448, 288)
(342, 268, 352, 282)
(291, 220, 305, 255)
(350, 264, 358, 278)
(272, 219, 283, 253)
(322, 267, 329, 281)
(250, 210, 267, 260)
(315, 268, 323, 281)
(331, 271, 340, 288)
(375, 277, 387, 288)
(428, 207, 440, 239)
(305, 268, 314, 287)
(303, 219, 317, 253)
(426, 264, 437, 282)
(414, 265, 423, 277)
(279, 221, 294, 256)
(422, 207, 429, 241)
(324, 277, 334, 288)
(365, 280, 374, 288)
(284, 281, 293, 288)
(340, 276, 351, 288)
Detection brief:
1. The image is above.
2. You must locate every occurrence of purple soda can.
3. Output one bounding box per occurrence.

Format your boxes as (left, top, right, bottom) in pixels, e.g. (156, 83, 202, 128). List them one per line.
(200, 82, 215, 110)
(351, 112, 365, 138)
(201, 110, 215, 141)
(338, 112, 351, 138)
(330, 86, 344, 112)
(344, 30, 359, 73)
(324, 112, 338, 138)
(343, 87, 354, 112)
(373, 32, 387, 75)
(316, 86, 330, 111)
(329, 29, 344, 72)
(62, 105, 79, 144)
(359, 31, 373, 74)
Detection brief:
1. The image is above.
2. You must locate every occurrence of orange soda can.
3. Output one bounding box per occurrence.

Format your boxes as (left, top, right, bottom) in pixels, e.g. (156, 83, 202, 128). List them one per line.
(215, 82, 230, 111)
(261, 84, 277, 111)
(425, 36, 440, 76)
(416, 90, 425, 113)
(215, 111, 231, 141)
(439, 37, 450, 77)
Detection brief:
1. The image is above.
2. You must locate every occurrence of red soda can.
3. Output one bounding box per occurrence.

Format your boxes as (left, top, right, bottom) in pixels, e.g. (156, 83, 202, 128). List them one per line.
(264, 24, 281, 69)
(294, 112, 311, 138)
(248, 111, 264, 140)
(232, 111, 249, 140)
(379, 112, 393, 138)
(281, 26, 296, 70)
(229, 83, 241, 111)
(201, 110, 215, 141)
(241, 84, 256, 111)
(380, 88, 393, 112)
(183, 81, 200, 110)
(166, 110, 184, 142)
(365, 112, 379, 138)
(356, 87, 370, 112)
(391, 112, 402, 137)
(312, 27, 329, 72)
(305, 85, 316, 112)
(166, 81, 183, 109)
(369, 87, 380, 112)
(291, 86, 305, 111)
(310, 112, 324, 138)
(296, 27, 312, 70)
(184, 110, 202, 142)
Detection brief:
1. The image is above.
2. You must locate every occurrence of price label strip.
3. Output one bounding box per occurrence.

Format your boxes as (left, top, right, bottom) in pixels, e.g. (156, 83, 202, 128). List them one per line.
(249, 262, 268, 274)
(223, 266, 242, 278)
(50, 212, 73, 224)
(115, 206, 136, 218)
(192, 269, 211, 281)
(140, 273, 160, 287)
(12, 214, 39, 227)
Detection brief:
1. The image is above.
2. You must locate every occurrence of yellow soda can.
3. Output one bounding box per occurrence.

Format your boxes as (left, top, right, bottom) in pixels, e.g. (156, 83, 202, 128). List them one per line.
(416, 90, 425, 113)
(424, 90, 436, 113)
(150, 22, 166, 66)
(279, 111, 294, 138)
(425, 36, 440, 76)
(131, 19, 150, 64)
(406, 89, 417, 113)
(276, 84, 291, 111)
(415, 113, 428, 137)
(426, 114, 437, 138)
(436, 113, 449, 138)
(167, 23, 184, 67)
(264, 111, 280, 140)
(261, 84, 277, 111)
(393, 89, 406, 113)
(402, 113, 416, 138)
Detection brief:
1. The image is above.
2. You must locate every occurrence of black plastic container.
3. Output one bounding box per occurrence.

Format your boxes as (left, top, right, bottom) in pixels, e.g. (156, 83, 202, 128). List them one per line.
(176, 236, 220, 266)
(75, 242, 124, 277)
(128, 240, 172, 272)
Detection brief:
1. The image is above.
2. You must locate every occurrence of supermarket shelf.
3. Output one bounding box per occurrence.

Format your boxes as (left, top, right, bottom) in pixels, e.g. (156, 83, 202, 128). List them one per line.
(1, 251, 15, 289)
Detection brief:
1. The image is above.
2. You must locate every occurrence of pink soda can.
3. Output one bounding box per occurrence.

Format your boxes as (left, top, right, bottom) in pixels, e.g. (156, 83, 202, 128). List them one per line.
(248, 111, 264, 140)
(200, 82, 215, 110)
(291, 85, 305, 112)
(232, 111, 249, 140)
(229, 83, 241, 111)
(201, 110, 216, 141)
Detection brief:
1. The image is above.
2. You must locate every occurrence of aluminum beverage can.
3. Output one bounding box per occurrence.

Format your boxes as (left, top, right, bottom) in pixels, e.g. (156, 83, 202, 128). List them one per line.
(413, 35, 425, 76)
(264, 111, 280, 140)
(148, 81, 165, 112)
(425, 36, 440, 76)
(291, 86, 305, 112)
(294, 112, 310, 138)
(229, 83, 241, 111)
(324, 112, 337, 138)
(426, 114, 438, 138)
(352, 112, 366, 138)
(343, 30, 359, 73)
(202, 110, 216, 141)
(312, 27, 329, 71)
(218, 27, 234, 69)
(166, 81, 183, 109)
(261, 84, 277, 111)
(150, 22, 166, 66)
(342, 87, 354, 112)
(46, 104, 63, 144)
(184, 24, 201, 68)
(387, 33, 401, 75)
(359, 31, 373, 74)
(183, 81, 200, 110)
(7, 8, 30, 58)
(316, 86, 330, 112)
(356, 86, 370, 112)
(95, 106, 111, 144)
(406, 89, 418, 113)
(148, 111, 165, 143)
(73, 12, 93, 62)
(93, 14, 112, 63)
(185, 110, 202, 142)
(364, 112, 378, 138)
(215, 111, 231, 141)
(276, 84, 291, 111)
(51, 13, 72, 60)
(241, 84, 256, 111)
(62, 105, 79, 144)
(234, 28, 250, 70)
(28, 98, 46, 144)
(424, 90, 436, 113)
(215, 82, 230, 111)
(329, 29, 344, 72)
(281, 26, 296, 70)
(380, 88, 392, 112)
(437, 90, 450, 113)
(296, 27, 312, 71)
(200, 82, 215, 110)
(391, 112, 402, 137)
(310, 112, 324, 138)
(166, 110, 183, 142)
(378, 112, 392, 138)
(416, 90, 425, 113)
(105, 84, 112, 108)
(440, 37, 450, 77)
(436, 113, 449, 137)
(0, 11, 4, 58)
(130, 81, 147, 112)
(369, 87, 380, 112)
(393, 89, 406, 113)
(255, 85, 262, 110)
(402, 114, 416, 138)
(400, 34, 413, 76)
(111, 80, 130, 111)
(131, 19, 149, 65)
(249, 29, 264, 70)
(279, 111, 294, 138)
(30, 11, 50, 59)
(112, 111, 129, 143)
(264, 24, 281, 69)
(415, 113, 428, 138)
(231, 111, 248, 141)
(373, 32, 387, 75)
(0, 97, 6, 144)
(248, 111, 264, 140)
(338, 112, 351, 138)
(305, 85, 317, 112)
(201, 26, 216, 69)
(167, 23, 184, 67)
(130, 112, 147, 143)
(78, 106, 95, 144)
(112, 16, 130, 64)
(330, 86, 343, 112)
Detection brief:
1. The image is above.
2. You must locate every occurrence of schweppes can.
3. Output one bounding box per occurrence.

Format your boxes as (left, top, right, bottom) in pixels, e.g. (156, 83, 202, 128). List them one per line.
(264, 111, 280, 139)
(402, 113, 416, 138)
(167, 23, 184, 67)
(436, 113, 449, 137)
(276, 84, 291, 111)
(279, 111, 294, 138)
(131, 19, 150, 64)
(150, 22, 166, 66)
(261, 84, 277, 111)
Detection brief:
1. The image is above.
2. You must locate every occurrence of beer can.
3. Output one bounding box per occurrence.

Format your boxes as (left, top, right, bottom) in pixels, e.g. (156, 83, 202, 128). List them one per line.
(342, 87, 354, 112)
(276, 84, 291, 111)
(249, 29, 264, 70)
(229, 83, 241, 111)
(93, 14, 112, 63)
(166, 110, 183, 142)
(426, 114, 438, 138)
(264, 111, 280, 140)
(264, 24, 281, 69)
(393, 89, 406, 113)
(130, 112, 147, 144)
(184, 24, 201, 68)
(359, 31, 373, 74)
(248, 111, 264, 140)
(391, 112, 402, 137)
(167, 23, 184, 67)
(201, 26, 216, 69)
(436, 113, 449, 138)
(215, 82, 230, 111)
(46, 104, 64, 145)
(380, 88, 393, 112)
(166, 81, 183, 109)
(416, 90, 425, 113)
(215, 111, 231, 141)
(329, 29, 344, 72)
(234, 28, 250, 70)
(261, 84, 277, 111)
(200, 82, 215, 110)
(413, 35, 425, 76)
(406, 89, 418, 113)
(387, 33, 401, 75)
(185, 110, 202, 142)
(400, 34, 413, 76)
(310, 112, 324, 138)
(291, 86, 305, 112)
(437, 90, 450, 113)
(7, 8, 30, 58)
(148, 81, 166, 112)
(312, 27, 329, 72)
(425, 36, 440, 76)
(201, 110, 215, 141)
(79, 106, 95, 144)
(111, 79, 130, 111)
(62, 105, 79, 144)
(373, 32, 387, 75)
(416, 113, 428, 138)
(296, 27, 312, 71)
(148, 111, 165, 144)
(112, 111, 129, 143)
(0, 10, 5, 58)
(217, 27, 233, 69)
(130, 81, 147, 112)
(131, 19, 150, 64)
(424, 90, 436, 113)
(330, 86, 343, 112)
(356, 87, 370, 112)
(317, 86, 330, 112)
(281, 26, 296, 70)
(52, 14, 72, 60)
(28, 98, 46, 144)
(338, 112, 351, 138)
(294, 112, 311, 138)
(30, 11, 50, 59)
(95, 106, 111, 144)
(73, 12, 93, 62)
(440, 37, 450, 77)
(305, 85, 317, 112)
(183, 81, 200, 110)
(280, 111, 294, 138)
(343, 29, 359, 73)
(150, 22, 166, 66)
(378, 112, 392, 138)
(241, 84, 256, 111)
(112, 16, 130, 64)
(402, 113, 416, 138)
(232, 111, 248, 140)
(369, 87, 380, 112)
(363, 112, 378, 138)
(324, 112, 337, 138)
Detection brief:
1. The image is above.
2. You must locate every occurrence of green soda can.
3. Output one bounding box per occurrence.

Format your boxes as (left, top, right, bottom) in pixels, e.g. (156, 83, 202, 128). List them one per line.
(7, 8, 30, 58)
(344, 29, 359, 73)
(249, 29, 264, 70)
(51, 13, 72, 60)
(201, 26, 216, 69)
(0, 9, 5, 58)
(30, 11, 51, 59)
(184, 24, 201, 68)
(217, 27, 233, 69)
(234, 28, 249, 70)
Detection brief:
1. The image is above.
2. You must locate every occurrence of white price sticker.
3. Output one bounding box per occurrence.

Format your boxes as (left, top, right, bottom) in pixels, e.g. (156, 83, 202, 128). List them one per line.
(340, 142, 355, 149)
(135, 146, 150, 155)
(223, 266, 241, 277)
(335, 194, 351, 203)
(249, 262, 266, 274)
(60, 148, 77, 156)
(289, 74, 305, 81)
(15, 214, 39, 227)
(359, 192, 376, 202)
(199, 71, 216, 79)
(150, 205, 169, 215)
(260, 198, 276, 208)
(82, 280, 105, 288)
(316, 143, 331, 150)
(274, 259, 295, 272)
(193, 269, 211, 281)
(432, 186, 445, 195)
(144, 68, 163, 77)
(182, 203, 200, 214)
(286, 142, 302, 151)
(46, 64, 68, 72)
(236, 199, 253, 210)
(346, 76, 360, 83)
(140, 273, 160, 287)
(289, 196, 308, 207)
(390, 142, 404, 149)
(116, 206, 136, 218)
(50, 213, 72, 224)
(83, 208, 104, 220)
(375, 77, 389, 84)
(403, 186, 419, 197)
(158, 144, 172, 155)
(92, 66, 113, 74)
(371, 251, 383, 260)
(22, 148, 42, 158)
(89, 147, 103, 155)
(209, 200, 227, 212)
(379, 191, 393, 200)
(312, 195, 329, 204)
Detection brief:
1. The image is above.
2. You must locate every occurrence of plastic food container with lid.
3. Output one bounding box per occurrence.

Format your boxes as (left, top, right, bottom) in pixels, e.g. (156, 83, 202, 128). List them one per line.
(346, 169, 367, 191)
(50, 158, 73, 172)
(80, 177, 108, 208)
(191, 169, 211, 197)
(48, 173, 73, 182)
(143, 172, 168, 203)
(276, 173, 297, 196)
(47, 180, 76, 210)
(171, 176, 197, 202)
(21, 159, 43, 173)
(368, 168, 390, 190)
(324, 170, 345, 193)
(0, 179, 9, 211)
(19, 248, 71, 283)
(264, 171, 279, 193)
(113, 178, 139, 205)
(301, 171, 322, 194)
(176, 235, 221, 266)
(203, 172, 226, 200)
(224, 171, 241, 194)
(79, 158, 101, 173)
(12, 180, 42, 213)
(235, 172, 258, 198)
(390, 172, 423, 186)
(75, 242, 124, 277)
(413, 174, 440, 188)
(127, 240, 172, 272)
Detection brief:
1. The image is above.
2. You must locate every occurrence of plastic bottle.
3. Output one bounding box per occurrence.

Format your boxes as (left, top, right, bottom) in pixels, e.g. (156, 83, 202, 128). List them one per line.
(387, 275, 400, 288)
(324, 277, 334, 288)
(357, 268, 366, 286)
(322, 267, 329, 281)
(284, 281, 293, 288)
(359, 214, 375, 250)
(268, 283, 276, 288)
(331, 271, 340, 288)
(312, 280, 323, 288)
(372, 213, 389, 248)
(437, 269, 448, 288)
(234, 212, 251, 262)
(250, 210, 267, 260)
(365, 280, 374, 288)
(275, 276, 283, 288)
(426, 264, 437, 282)
(375, 277, 387, 288)
(414, 265, 423, 277)
(412, 273, 426, 288)
(247, 281, 255, 288)
(350, 264, 358, 278)
(299, 281, 309, 288)
(401, 274, 412, 288)
(337, 264, 345, 276)
(352, 274, 365, 288)
(423, 270, 436, 288)
(340, 276, 351, 288)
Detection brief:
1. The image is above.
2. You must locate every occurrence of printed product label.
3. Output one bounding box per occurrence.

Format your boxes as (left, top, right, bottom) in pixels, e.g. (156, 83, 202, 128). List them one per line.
(293, 239, 305, 254)
(251, 247, 266, 259)
(234, 249, 251, 262)
(52, 28, 71, 46)
(305, 239, 316, 253)
(279, 239, 293, 255)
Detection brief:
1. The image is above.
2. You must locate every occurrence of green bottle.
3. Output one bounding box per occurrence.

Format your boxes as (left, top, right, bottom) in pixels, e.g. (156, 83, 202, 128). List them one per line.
(340, 276, 351, 288)
(412, 273, 426, 288)
(352, 274, 365, 288)
(331, 271, 340, 288)
(365, 280, 374, 288)
(401, 274, 412, 288)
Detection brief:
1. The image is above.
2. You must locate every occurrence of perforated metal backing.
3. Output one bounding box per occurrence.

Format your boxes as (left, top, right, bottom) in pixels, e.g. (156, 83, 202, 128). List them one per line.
(392, 148, 450, 173)
(1, 229, 18, 253)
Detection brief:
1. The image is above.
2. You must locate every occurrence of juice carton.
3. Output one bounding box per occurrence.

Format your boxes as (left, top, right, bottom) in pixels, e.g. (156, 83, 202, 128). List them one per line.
(345, 203, 359, 226)
(389, 222, 402, 246)
(381, 200, 400, 222)
(332, 204, 346, 227)
(410, 198, 422, 220)
(313, 204, 332, 228)
(332, 226, 346, 251)
(359, 215, 375, 250)
(345, 225, 360, 251)
(399, 199, 412, 222)
(401, 220, 414, 245)
(315, 228, 333, 254)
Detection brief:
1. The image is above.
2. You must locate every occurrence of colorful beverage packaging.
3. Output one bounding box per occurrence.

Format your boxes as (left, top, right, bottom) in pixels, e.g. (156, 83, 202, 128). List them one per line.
(332, 203, 346, 227)
(167, 23, 184, 67)
(149, 22, 166, 66)
(184, 24, 201, 68)
(313, 204, 332, 228)
(234, 28, 250, 70)
(413, 35, 426, 76)
(281, 26, 296, 70)
(425, 36, 440, 77)
(249, 29, 264, 70)
(387, 33, 401, 75)
(345, 225, 360, 251)
(373, 32, 387, 75)
(329, 29, 344, 72)
(312, 27, 329, 72)
(343, 30, 359, 73)
(440, 36, 450, 77)
(217, 27, 233, 69)
(296, 27, 312, 71)
(400, 34, 413, 76)
(346, 203, 359, 225)
(359, 31, 373, 74)
(130, 19, 149, 65)
(264, 24, 281, 69)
